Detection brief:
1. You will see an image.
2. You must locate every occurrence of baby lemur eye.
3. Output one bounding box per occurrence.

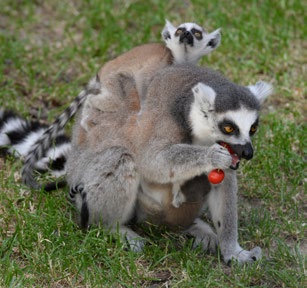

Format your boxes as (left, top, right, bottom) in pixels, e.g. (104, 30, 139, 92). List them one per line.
(175, 28, 185, 36)
(191, 28, 203, 40)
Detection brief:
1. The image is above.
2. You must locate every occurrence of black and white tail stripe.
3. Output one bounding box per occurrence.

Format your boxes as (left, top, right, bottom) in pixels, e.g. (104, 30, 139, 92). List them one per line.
(69, 184, 83, 203)
(21, 75, 101, 189)
(69, 184, 89, 229)
(80, 191, 89, 229)
(0, 108, 70, 178)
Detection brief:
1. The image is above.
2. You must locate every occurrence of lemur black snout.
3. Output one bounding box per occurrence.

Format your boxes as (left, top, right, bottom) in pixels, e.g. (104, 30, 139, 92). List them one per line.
(180, 31, 194, 46)
(243, 143, 254, 160)
(232, 143, 254, 160)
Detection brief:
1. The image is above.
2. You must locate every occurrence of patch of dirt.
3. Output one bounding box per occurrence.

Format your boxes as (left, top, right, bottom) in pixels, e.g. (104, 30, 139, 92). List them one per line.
(147, 270, 173, 287)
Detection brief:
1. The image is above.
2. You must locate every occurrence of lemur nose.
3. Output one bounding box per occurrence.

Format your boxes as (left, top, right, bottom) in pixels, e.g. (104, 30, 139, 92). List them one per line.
(231, 143, 254, 160)
(242, 143, 253, 160)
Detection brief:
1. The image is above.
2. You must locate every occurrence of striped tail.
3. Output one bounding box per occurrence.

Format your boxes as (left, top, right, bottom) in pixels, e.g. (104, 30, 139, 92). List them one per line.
(21, 76, 101, 189)
(0, 108, 70, 188)
(21, 90, 87, 188)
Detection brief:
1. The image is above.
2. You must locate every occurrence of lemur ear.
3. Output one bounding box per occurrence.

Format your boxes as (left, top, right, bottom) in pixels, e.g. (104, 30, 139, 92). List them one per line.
(205, 28, 221, 49)
(162, 19, 176, 40)
(247, 81, 273, 105)
(192, 82, 216, 110)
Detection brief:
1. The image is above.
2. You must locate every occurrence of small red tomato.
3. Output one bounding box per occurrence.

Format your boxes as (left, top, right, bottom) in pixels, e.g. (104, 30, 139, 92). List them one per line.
(220, 141, 235, 154)
(208, 169, 225, 184)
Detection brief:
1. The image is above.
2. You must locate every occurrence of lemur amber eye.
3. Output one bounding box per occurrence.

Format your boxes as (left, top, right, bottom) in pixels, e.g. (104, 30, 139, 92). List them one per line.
(250, 125, 258, 134)
(223, 125, 235, 134)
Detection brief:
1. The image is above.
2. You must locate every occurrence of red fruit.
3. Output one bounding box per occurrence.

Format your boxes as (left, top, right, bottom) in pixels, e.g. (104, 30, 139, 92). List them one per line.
(220, 141, 234, 154)
(208, 169, 225, 184)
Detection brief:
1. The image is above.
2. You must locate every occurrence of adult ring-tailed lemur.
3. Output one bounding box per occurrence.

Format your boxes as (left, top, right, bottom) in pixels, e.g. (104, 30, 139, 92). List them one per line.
(66, 63, 273, 263)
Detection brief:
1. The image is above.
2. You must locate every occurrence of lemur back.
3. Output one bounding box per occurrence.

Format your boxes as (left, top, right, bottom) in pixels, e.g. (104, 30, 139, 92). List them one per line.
(19, 20, 221, 189)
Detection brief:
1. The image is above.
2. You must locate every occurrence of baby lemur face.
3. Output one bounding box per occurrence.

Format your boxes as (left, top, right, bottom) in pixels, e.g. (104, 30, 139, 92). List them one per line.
(162, 20, 221, 64)
(175, 22, 204, 46)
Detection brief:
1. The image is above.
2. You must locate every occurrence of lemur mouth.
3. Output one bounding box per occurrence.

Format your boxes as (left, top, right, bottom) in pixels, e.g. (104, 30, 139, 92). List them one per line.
(219, 141, 240, 170)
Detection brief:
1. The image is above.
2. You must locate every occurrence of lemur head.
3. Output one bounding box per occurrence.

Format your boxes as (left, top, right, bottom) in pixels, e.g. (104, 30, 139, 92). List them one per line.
(190, 79, 273, 169)
(161, 20, 221, 65)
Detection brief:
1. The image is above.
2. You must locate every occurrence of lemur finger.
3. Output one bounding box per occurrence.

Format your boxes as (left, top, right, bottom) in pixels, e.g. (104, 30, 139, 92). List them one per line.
(209, 144, 232, 169)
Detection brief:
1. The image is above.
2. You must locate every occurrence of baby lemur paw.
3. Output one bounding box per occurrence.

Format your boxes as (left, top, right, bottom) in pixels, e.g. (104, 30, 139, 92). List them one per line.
(172, 190, 186, 208)
(224, 246, 262, 265)
(209, 143, 232, 170)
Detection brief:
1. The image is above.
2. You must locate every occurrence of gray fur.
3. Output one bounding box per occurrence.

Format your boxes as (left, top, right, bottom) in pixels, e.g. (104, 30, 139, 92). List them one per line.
(66, 64, 273, 262)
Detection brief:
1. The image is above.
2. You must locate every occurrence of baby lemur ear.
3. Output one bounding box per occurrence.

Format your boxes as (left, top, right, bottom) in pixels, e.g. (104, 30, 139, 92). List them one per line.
(161, 19, 176, 40)
(247, 81, 273, 105)
(192, 82, 216, 110)
(205, 28, 221, 50)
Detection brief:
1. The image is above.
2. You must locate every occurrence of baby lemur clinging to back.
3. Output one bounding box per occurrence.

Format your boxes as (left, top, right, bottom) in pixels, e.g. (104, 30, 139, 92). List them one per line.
(20, 20, 221, 190)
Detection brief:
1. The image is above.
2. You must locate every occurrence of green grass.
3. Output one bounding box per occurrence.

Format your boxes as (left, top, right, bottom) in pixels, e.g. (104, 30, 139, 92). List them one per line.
(0, 0, 305, 287)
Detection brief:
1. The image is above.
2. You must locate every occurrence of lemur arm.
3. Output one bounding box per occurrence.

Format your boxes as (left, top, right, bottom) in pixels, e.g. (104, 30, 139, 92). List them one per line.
(137, 141, 232, 184)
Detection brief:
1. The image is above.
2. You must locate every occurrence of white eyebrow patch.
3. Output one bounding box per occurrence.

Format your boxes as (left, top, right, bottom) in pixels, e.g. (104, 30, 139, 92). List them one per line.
(218, 107, 258, 142)
(178, 22, 203, 31)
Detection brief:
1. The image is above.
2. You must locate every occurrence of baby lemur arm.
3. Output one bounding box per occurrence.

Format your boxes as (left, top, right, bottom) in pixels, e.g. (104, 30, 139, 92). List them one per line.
(138, 141, 232, 184)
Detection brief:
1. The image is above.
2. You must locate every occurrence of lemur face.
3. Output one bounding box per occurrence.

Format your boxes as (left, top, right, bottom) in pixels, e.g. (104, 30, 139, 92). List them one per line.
(189, 81, 272, 169)
(174, 23, 204, 47)
(161, 20, 221, 64)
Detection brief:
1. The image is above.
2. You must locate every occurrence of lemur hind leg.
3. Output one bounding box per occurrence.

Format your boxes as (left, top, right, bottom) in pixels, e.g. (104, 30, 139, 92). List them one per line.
(207, 170, 261, 264)
(66, 146, 143, 252)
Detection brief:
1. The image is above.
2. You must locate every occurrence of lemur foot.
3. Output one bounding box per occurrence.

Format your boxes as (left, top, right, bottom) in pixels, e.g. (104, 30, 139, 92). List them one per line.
(186, 218, 218, 253)
(224, 246, 262, 265)
(126, 235, 145, 253)
(118, 226, 145, 253)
